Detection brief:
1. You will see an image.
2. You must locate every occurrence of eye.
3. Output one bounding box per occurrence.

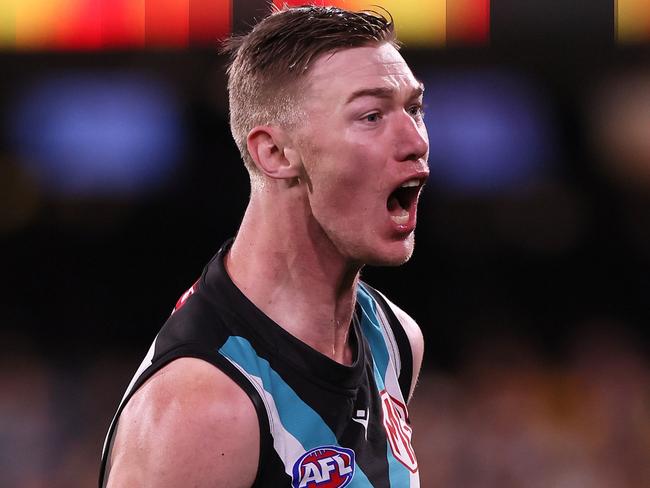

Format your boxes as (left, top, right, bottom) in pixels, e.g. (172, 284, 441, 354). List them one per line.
(364, 112, 382, 123)
(407, 104, 425, 119)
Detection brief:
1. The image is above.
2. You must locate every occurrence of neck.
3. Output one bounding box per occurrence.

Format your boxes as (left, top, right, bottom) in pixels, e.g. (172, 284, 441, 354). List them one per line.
(225, 185, 361, 365)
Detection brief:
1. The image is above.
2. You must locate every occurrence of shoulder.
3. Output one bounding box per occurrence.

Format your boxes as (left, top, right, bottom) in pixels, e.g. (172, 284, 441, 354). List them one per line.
(372, 289, 425, 403)
(106, 357, 259, 488)
(375, 291, 424, 355)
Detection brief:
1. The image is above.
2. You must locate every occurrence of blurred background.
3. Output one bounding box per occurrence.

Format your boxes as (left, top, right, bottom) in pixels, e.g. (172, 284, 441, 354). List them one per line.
(1, 0, 649, 486)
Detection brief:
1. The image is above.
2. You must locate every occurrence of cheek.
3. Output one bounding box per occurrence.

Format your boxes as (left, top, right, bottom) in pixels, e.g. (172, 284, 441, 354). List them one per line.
(312, 173, 359, 215)
(301, 133, 385, 216)
(305, 143, 358, 193)
(315, 157, 376, 211)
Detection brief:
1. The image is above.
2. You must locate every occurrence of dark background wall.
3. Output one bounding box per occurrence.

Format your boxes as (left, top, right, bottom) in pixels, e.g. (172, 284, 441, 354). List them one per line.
(3, 46, 648, 365)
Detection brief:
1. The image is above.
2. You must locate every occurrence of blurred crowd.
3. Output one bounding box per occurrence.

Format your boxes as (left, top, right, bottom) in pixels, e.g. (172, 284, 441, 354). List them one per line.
(0, 336, 135, 488)
(412, 323, 650, 488)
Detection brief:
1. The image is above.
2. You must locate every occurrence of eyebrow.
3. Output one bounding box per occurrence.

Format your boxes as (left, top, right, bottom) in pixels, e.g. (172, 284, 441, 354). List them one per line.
(345, 82, 425, 105)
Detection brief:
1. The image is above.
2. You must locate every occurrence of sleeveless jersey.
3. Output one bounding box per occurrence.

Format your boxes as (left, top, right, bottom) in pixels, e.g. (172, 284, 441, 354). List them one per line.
(100, 240, 420, 487)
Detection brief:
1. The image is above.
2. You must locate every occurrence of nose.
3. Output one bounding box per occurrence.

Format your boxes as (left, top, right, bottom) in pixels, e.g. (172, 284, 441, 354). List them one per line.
(394, 111, 429, 163)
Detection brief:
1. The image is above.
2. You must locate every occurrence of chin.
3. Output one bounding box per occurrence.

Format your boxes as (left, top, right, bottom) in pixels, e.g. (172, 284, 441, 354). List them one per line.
(364, 236, 415, 267)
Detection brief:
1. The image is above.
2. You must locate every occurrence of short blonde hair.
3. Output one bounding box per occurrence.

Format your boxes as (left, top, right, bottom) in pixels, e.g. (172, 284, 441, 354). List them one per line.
(221, 5, 397, 175)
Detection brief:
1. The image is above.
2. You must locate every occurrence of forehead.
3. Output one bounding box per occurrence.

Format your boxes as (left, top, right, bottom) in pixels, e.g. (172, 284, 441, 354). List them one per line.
(304, 43, 421, 105)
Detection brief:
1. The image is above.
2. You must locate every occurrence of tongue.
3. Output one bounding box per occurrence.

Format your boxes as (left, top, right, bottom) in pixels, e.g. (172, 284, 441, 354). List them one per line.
(388, 195, 409, 225)
(391, 208, 409, 225)
(387, 194, 401, 213)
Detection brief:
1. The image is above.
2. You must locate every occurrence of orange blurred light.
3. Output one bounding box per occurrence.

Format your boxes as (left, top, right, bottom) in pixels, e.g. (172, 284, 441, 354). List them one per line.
(102, 0, 145, 48)
(617, 0, 650, 43)
(447, 0, 490, 44)
(54, 0, 102, 50)
(189, 0, 231, 45)
(145, 0, 189, 48)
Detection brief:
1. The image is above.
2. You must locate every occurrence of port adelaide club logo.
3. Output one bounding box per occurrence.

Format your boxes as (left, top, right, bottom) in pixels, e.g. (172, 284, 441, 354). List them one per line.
(292, 445, 355, 488)
(380, 390, 418, 472)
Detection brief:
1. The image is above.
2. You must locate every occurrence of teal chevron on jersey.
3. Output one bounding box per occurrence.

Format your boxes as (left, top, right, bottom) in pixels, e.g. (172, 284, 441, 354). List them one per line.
(218, 336, 374, 487)
(384, 437, 411, 487)
(357, 284, 390, 390)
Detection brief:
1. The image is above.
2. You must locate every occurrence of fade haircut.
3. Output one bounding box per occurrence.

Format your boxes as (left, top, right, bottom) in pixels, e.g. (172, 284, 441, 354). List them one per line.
(221, 4, 397, 176)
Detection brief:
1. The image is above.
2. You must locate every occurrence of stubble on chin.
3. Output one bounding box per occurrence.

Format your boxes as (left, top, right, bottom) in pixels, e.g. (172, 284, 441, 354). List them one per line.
(358, 233, 416, 268)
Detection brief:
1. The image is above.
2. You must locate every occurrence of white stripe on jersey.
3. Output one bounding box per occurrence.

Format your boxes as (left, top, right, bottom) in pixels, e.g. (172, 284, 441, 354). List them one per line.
(220, 356, 306, 479)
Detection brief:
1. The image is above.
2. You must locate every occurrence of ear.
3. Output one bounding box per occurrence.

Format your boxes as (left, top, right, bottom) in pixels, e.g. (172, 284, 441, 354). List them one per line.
(246, 126, 302, 180)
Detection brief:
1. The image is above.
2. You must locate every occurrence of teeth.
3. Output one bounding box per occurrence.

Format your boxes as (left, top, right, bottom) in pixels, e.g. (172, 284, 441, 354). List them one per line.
(400, 179, 420, 188)
(391, 208, 409, 225)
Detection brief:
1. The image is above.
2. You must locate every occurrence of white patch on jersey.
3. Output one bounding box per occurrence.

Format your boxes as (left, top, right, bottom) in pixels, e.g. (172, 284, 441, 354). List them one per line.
(351, 408, 369, 440)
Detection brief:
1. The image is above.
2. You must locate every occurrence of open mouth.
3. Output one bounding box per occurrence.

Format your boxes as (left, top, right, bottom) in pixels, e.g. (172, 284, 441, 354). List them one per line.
(387, 178, 424, 226)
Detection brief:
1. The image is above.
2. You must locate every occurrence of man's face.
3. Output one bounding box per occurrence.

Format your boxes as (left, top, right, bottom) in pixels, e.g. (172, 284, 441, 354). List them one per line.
(295, 42, 429, 266)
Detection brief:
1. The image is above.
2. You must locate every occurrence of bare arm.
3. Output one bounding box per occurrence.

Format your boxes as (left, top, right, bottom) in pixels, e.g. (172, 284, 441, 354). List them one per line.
(105, 357, 259, 488)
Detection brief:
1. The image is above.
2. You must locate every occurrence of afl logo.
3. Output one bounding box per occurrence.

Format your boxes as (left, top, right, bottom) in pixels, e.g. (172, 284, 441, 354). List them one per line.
(292, 446, 355, 488)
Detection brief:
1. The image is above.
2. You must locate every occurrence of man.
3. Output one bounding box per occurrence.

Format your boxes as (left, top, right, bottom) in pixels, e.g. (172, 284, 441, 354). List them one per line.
(100, 5, 428, 487)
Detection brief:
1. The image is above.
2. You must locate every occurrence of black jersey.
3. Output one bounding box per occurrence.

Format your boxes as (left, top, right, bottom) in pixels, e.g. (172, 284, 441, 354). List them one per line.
(100, 240, 420, 487)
